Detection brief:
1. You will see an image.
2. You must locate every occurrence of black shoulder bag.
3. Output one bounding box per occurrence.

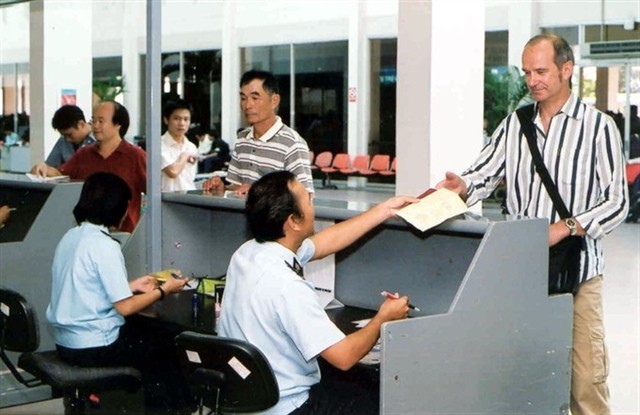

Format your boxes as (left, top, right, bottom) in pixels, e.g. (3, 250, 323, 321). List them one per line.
(516, 104, 585, 295)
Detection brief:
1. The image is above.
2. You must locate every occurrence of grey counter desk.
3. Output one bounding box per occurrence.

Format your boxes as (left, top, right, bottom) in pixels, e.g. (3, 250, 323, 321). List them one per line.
(123, 190, 573, 415)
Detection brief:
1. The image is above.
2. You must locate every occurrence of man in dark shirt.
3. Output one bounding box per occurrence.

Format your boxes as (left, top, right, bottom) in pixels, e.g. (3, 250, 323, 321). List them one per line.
(33, 101, 146, 233)
(31, 105, 95, 172)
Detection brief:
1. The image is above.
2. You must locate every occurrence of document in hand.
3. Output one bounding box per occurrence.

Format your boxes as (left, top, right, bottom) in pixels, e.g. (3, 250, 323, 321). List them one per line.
(25, 173, 69, 183)
(396, 188, 468, 232)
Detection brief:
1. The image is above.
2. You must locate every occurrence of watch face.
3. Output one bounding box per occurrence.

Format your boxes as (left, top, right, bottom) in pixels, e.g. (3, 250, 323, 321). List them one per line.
(566, 218, 576, 227)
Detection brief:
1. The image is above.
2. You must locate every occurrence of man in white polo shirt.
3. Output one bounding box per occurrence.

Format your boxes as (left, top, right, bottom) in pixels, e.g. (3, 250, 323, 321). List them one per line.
(202, 70, 313, 195)
(160, 99, 198, 192)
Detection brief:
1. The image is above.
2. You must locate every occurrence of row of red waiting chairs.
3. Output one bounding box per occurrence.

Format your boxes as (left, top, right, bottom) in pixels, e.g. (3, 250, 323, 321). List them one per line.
(309, 151, 396, 189)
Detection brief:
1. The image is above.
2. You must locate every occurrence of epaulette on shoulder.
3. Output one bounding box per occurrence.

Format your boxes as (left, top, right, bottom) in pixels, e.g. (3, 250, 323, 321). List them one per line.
(100, 230, 122, 245)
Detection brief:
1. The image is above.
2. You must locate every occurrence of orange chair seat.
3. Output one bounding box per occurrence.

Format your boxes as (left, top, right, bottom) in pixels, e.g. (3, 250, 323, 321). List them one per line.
(379, 156, 396, 176)
(360, 154, 390, 175)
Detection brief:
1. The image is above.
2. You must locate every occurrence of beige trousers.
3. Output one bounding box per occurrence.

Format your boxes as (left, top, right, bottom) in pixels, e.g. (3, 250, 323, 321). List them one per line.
(570, 276, 610, 415)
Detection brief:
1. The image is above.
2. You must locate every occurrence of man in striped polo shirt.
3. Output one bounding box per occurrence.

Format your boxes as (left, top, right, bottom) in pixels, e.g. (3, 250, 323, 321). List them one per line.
(437, 34, 628, 415)
(203, 70, 313, 195)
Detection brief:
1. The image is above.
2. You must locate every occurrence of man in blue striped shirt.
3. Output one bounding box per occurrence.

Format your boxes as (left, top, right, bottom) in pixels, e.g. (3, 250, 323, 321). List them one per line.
(437, 34, 628, 415)
(203, 70, 313, 195)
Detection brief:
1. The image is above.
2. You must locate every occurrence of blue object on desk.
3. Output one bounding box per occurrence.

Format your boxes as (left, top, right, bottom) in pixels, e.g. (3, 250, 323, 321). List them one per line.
(192, 293, 200, 322)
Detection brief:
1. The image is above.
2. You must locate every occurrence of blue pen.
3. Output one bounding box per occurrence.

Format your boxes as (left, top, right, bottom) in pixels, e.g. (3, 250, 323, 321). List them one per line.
(192, 293, 200, 321)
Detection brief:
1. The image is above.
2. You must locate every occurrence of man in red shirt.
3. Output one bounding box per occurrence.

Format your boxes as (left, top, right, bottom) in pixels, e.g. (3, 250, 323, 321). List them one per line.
(35, 101, 146, 233)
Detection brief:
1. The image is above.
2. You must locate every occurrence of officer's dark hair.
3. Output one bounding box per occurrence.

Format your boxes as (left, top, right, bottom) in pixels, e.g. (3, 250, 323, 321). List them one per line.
(246, 170, 302, 242)
(73, 172, 132, 228)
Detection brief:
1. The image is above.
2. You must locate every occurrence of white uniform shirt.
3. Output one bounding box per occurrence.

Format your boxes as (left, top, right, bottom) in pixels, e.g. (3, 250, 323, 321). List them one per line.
(218, 239, 345, 415)
(160, 132, 197, 191)
(46, 222, 132, 348)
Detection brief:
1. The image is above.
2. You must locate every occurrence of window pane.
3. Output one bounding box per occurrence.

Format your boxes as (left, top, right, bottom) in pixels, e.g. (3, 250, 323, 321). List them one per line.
(183, 50, 222, 134)
(294, 41, 347, 155)
(371, 38, 397, 158)
(241, 45, 292, 127)
(159, 50, 222, 137)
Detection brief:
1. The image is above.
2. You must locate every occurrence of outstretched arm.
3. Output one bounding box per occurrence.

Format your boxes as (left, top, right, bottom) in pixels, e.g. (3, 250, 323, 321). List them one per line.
(113, 275, 188, 316)
(309, 196, 417, 260)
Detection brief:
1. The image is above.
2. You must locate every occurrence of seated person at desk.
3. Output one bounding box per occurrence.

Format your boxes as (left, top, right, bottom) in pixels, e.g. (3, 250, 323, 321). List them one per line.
(202, 70, 313, 195)
(218, 171, 417, 415)
(32, 104, 95, 169)
(46, 172, 188, 369)
(194, 126, 230, 173)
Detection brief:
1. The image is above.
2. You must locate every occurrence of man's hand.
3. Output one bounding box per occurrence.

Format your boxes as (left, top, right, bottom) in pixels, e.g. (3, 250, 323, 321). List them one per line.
(435, 171, 468, 201)
(549, 219, 583, 246)
(377, 293, 410, 322)
(181, 151, 197, 164)
(377, 195, 420, 220)
(161, 275, 189, 294)
(234, 183, 252, 195)
(30, 162, 49, 177)
(0, 205, 11, 226)
(202, 176, 225, 192)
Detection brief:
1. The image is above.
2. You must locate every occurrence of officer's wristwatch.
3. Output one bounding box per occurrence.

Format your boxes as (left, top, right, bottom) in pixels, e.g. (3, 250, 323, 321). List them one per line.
(563, 218, 577, 236)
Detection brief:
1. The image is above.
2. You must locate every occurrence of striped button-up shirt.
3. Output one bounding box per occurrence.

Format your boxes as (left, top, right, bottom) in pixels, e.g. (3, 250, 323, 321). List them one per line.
(462, 93, 628, 283)
(227, 116, 314, 193)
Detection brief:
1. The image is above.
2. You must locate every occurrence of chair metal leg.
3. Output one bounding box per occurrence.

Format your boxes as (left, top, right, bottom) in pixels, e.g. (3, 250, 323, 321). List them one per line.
(322, 173, 337, 189)
(63, 390, 86, 415)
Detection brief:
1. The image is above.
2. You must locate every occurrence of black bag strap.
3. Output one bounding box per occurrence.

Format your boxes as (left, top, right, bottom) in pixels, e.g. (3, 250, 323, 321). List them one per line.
(516, 104, 572, 219)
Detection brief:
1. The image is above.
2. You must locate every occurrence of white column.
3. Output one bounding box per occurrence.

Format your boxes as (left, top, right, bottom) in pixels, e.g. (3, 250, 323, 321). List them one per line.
(347, 0, 369, 188)
(122, 0, 143, 140)
(29, 0, 92, 165)
(607, 67, 620, 112)
(396, 0, 485, 197)
(508, 0, 537, 68)
(221, 0, 240, 147)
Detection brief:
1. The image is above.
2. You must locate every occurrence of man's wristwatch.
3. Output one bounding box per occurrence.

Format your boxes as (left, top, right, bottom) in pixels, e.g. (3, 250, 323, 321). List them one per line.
(563, 218, 578, 236)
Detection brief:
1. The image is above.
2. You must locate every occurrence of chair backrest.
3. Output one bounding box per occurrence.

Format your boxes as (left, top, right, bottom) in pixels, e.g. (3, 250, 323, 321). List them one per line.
(0, 288, 43, 387)
(331, 153, 351, 170)
(370, 154, 390, 172)
(390, 156, 397, 171)
(352, 155, 370, 171)
(0, 288, 39, 353)
(175, 331, 279, 413)
(314, 151, 333, 168)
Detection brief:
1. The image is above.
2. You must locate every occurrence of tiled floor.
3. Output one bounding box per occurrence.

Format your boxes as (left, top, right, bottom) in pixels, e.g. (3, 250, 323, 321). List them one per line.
(2, 182, 638, 414)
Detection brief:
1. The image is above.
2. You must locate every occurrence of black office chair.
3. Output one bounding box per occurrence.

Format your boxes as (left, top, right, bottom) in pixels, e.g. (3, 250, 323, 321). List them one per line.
(175, 331, 279, 415)
(0, 288, 142, 415)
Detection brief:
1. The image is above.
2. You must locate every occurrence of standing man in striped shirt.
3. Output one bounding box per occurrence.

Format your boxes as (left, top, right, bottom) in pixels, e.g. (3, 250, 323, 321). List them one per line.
(437, 34, 628, 415)
(203, 70, 313, 195)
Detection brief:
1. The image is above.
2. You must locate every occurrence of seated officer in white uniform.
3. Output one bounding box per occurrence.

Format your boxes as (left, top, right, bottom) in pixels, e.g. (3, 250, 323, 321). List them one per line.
(218, 170, 418, 415)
